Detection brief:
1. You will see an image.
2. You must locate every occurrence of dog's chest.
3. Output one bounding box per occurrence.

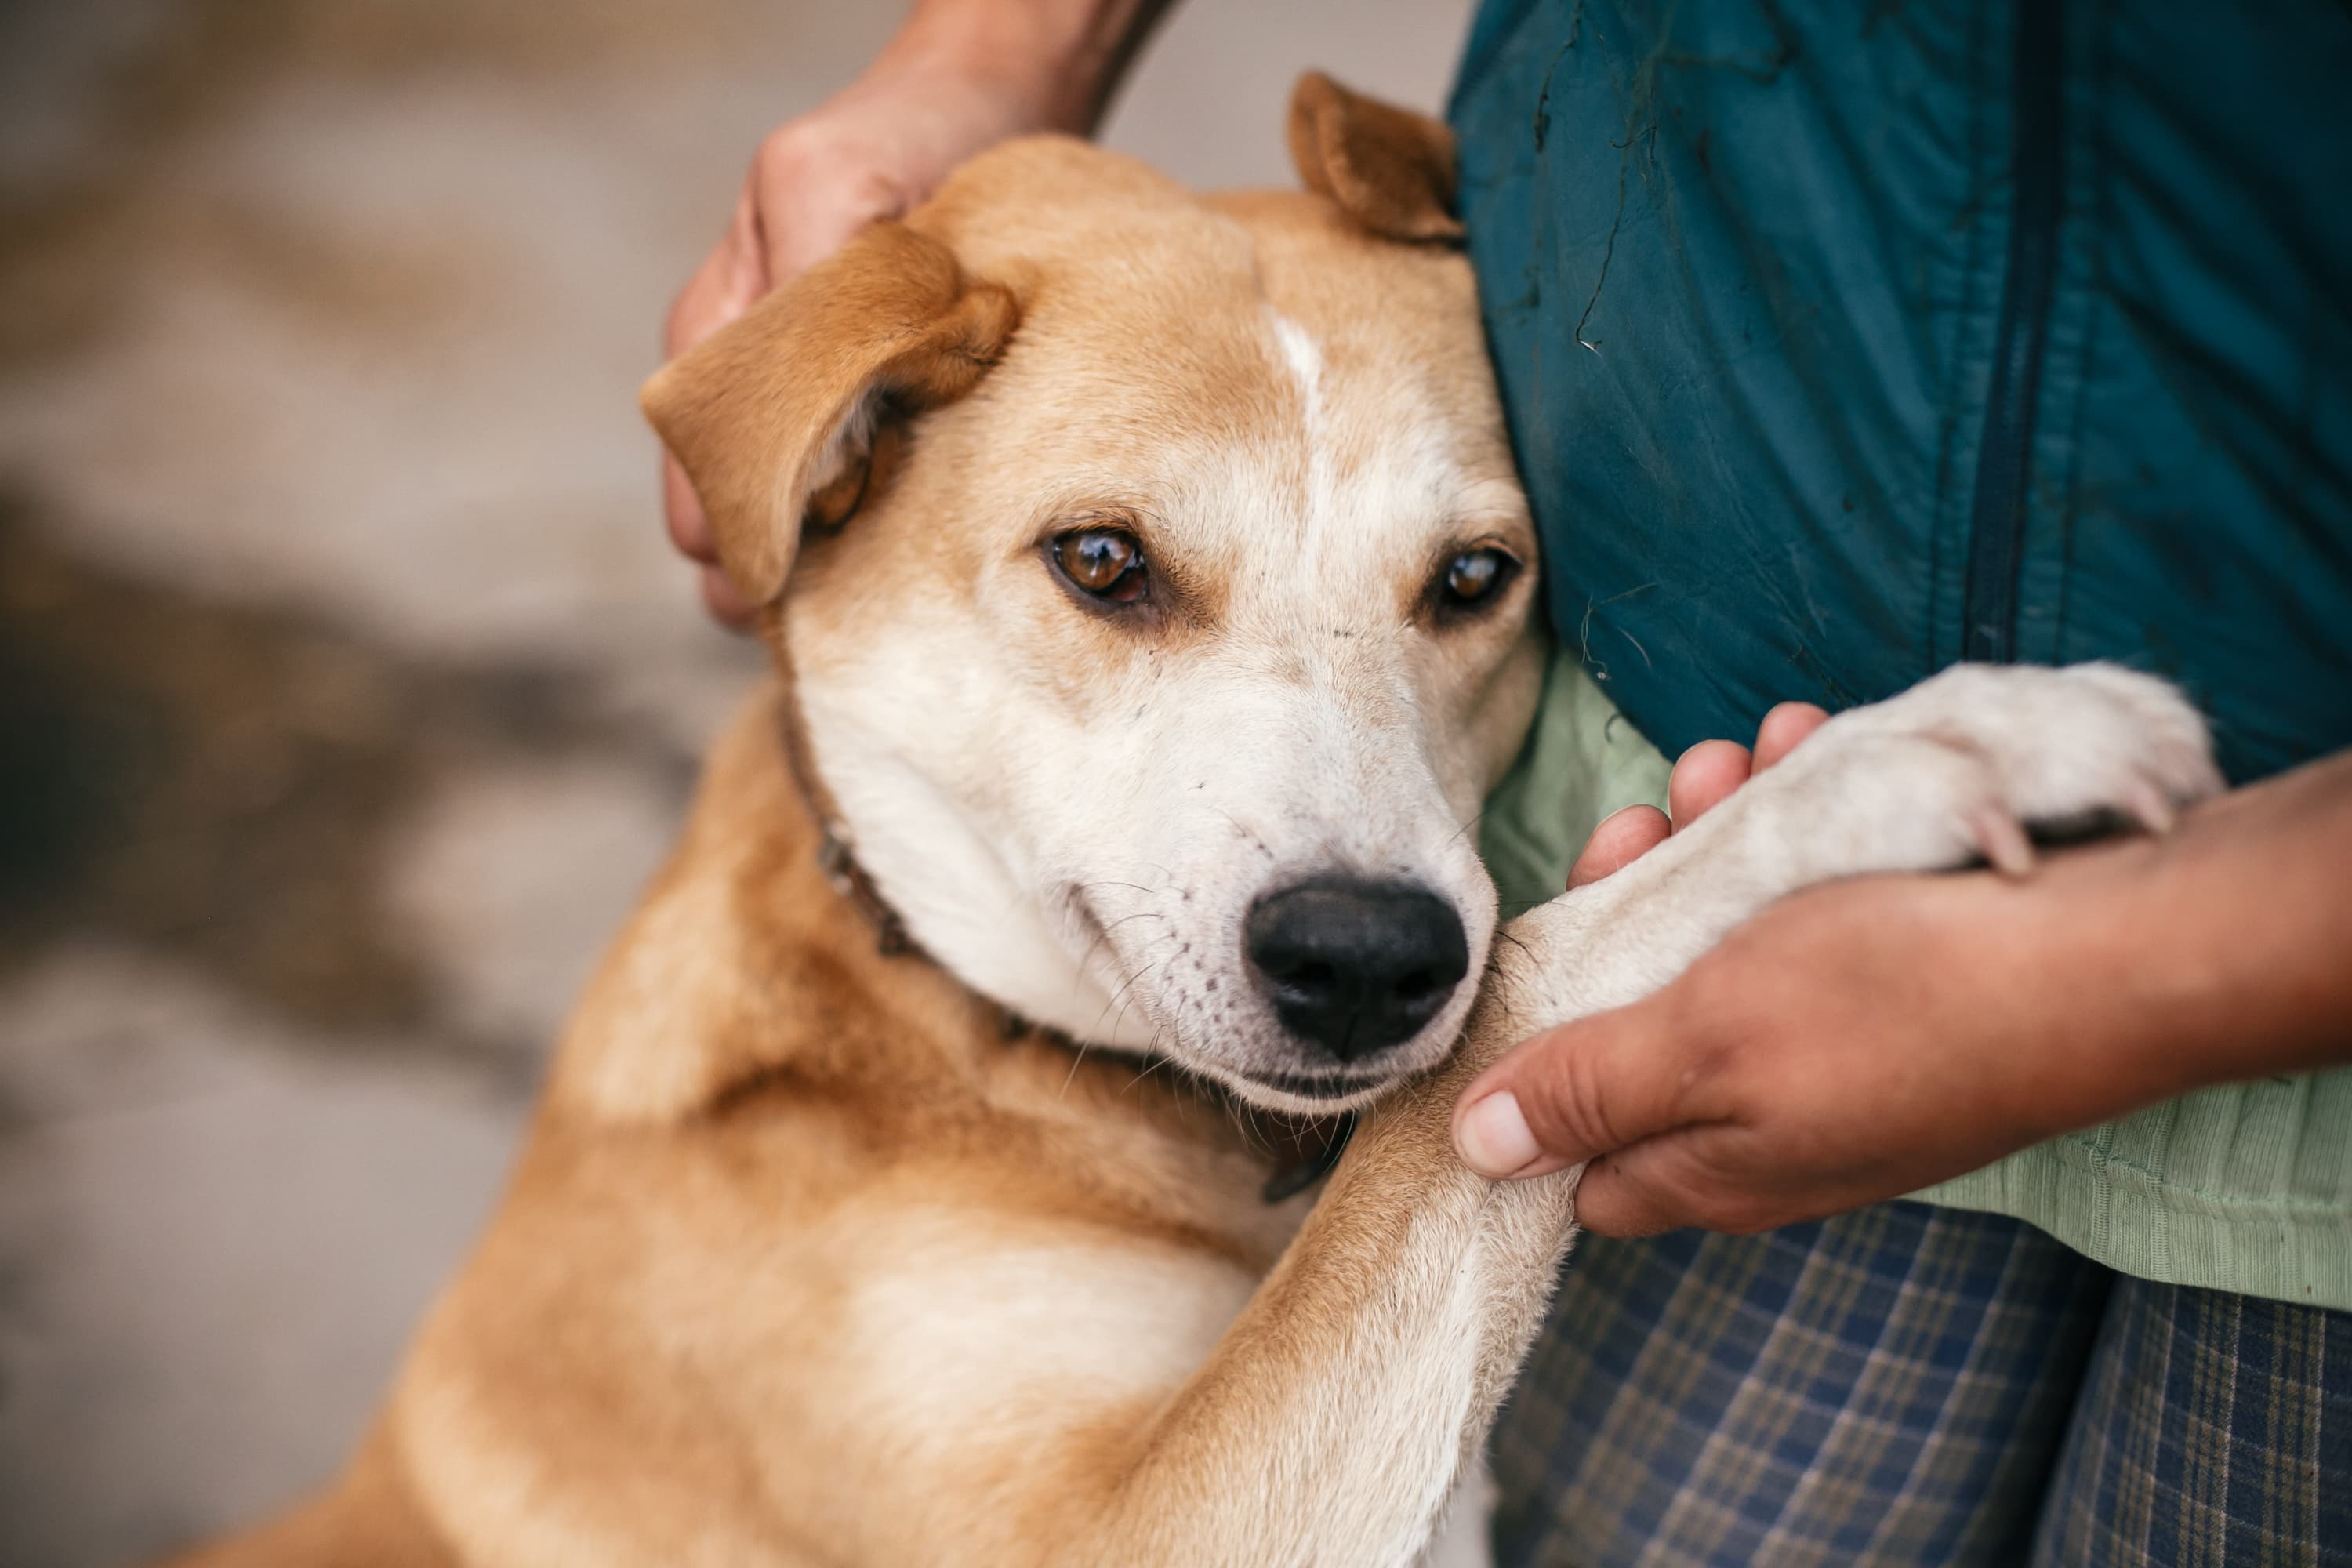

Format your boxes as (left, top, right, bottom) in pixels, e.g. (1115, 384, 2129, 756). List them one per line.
(845, 1203, 1266, 1425)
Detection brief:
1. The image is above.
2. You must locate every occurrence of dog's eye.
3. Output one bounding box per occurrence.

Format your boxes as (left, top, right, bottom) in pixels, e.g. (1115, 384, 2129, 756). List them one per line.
(1438, 546, 1519, 612)
(1051, 528, 1149, 604)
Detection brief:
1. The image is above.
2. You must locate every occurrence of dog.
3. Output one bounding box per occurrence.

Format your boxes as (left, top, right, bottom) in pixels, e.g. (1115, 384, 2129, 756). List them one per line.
(173, 74, 2220, 1567)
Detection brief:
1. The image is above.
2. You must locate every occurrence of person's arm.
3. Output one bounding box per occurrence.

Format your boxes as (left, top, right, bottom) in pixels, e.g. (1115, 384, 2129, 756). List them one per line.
(1454, 730, 2352, 1239)
(664, 0, 1177, 624)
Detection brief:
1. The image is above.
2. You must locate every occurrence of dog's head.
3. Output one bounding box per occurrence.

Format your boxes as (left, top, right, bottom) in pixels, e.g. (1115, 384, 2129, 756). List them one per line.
(644, 76, 1541, 1114)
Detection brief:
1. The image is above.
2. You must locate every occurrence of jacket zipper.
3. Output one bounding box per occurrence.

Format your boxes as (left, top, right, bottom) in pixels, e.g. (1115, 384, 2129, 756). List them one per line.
(1960, 0, 2067, 664)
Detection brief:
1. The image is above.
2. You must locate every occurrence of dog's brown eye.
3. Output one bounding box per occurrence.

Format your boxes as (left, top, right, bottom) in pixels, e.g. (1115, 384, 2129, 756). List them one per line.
(1439, 546, 1519, 610)
(1052, 528, 1148, 604)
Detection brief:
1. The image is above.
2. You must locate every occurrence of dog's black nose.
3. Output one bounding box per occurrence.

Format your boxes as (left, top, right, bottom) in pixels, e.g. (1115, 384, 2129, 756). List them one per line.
(1245, 878, 1469, 1063)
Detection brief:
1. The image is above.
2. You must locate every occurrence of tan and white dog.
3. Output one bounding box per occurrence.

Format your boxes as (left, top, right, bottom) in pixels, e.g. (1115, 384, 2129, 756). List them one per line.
(176, 75, 2220, 1568)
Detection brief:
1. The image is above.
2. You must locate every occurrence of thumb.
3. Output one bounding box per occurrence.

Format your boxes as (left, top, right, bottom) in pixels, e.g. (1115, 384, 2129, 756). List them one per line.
(1451, 998, 1690, 1180)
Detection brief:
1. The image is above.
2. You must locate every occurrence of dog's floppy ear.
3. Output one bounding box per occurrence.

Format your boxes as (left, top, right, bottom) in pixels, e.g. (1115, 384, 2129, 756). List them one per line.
(1286, 71, 1464, 244)
(641, 222, 1018, 606)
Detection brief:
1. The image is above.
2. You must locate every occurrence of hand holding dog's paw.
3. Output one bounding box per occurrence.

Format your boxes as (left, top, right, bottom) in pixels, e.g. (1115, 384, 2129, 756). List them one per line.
(1454, 663, 2241, 1234)
(1454, 869, 2107, 1228)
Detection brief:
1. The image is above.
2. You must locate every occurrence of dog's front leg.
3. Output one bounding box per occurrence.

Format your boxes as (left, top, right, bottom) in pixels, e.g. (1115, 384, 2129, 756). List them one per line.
(1031, 664, 2217, 1568)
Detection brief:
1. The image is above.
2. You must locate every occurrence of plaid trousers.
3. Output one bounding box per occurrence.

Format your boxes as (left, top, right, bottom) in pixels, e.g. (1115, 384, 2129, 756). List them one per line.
(1491, 1201, 2351, 1566)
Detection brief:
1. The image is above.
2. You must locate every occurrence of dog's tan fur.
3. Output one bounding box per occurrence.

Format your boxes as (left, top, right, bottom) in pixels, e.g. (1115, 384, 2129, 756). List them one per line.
(176, 75, 2221, 1568)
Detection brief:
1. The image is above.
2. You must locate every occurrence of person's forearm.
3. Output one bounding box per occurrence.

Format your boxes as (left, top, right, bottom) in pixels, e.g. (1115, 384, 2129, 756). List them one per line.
(2009, 748, 2352, 1123)
(881, 0, 1179, 134)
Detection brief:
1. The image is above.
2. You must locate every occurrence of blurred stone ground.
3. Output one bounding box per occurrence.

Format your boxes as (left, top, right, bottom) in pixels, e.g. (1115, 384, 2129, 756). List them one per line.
(0, 1, 1468, 1560)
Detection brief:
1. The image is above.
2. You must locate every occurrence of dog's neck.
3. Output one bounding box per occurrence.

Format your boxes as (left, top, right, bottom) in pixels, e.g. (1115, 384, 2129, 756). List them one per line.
(771, 641, 919, 964)
(546, 682, 1010, 1120)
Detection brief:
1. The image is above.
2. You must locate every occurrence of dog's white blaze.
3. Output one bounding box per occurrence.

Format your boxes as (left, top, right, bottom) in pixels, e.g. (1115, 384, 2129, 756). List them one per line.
(1266, 309, 1335, 524)
(1268, 310, 1323, 399)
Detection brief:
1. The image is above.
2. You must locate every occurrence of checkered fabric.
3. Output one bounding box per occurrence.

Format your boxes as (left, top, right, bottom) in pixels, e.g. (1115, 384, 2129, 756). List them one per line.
(2031, 1277, 2352, 1565)
(1490, 1200, 2350, 1566)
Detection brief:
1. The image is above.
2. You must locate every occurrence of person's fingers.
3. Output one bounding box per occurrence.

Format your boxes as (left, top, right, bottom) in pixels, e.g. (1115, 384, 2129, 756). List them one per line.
(1453, 1000, 1690, 1179)
(699, 564, 757, 629)
(720, 184, 771, 307)
(1566, 804, 1672, 888)
(1752, 701, 1830, 771)
(660, 209, 766, 586)
(1580, 710, 1818, 884)
(1577, 1125, 1827, 1238)
(1566, 1148, 1679, 1237)
(1668, 739, 1754, 828)
(666, 198, 764, 360)
(1570, 1138, 1718, 1238)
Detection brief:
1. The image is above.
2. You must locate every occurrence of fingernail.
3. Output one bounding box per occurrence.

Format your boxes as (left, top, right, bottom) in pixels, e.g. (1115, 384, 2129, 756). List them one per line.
(1457, 1091, 1541, 1178)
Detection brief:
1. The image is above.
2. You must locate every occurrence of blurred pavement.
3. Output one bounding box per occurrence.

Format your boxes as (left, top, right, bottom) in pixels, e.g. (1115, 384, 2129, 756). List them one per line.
(0, 1, 1468, 1560)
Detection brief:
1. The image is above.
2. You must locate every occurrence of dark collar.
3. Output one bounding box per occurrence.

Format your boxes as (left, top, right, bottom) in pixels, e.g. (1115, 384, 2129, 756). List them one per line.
(814, 824, 915, 958)
(774, 681, 920, 962)
(1258, 1109, 1359, 1203)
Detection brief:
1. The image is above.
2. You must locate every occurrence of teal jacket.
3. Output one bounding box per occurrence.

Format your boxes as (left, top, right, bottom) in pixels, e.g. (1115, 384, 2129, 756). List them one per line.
(1451, 0, 2351, 782)
(1453, 1, 2352, 1307)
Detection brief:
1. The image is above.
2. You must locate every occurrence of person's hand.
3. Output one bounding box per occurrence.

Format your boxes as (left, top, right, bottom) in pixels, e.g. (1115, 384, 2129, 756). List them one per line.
(1452, 712, 2352, 1240)
(663, 1, 1166, 625)
(1456, 865, 2101, 1236)
(1452, 700, 2087, 1238)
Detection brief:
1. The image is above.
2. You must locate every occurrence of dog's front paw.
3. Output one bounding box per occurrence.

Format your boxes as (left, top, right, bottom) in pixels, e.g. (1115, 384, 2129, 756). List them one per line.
(1741, 662, 2223, 881)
